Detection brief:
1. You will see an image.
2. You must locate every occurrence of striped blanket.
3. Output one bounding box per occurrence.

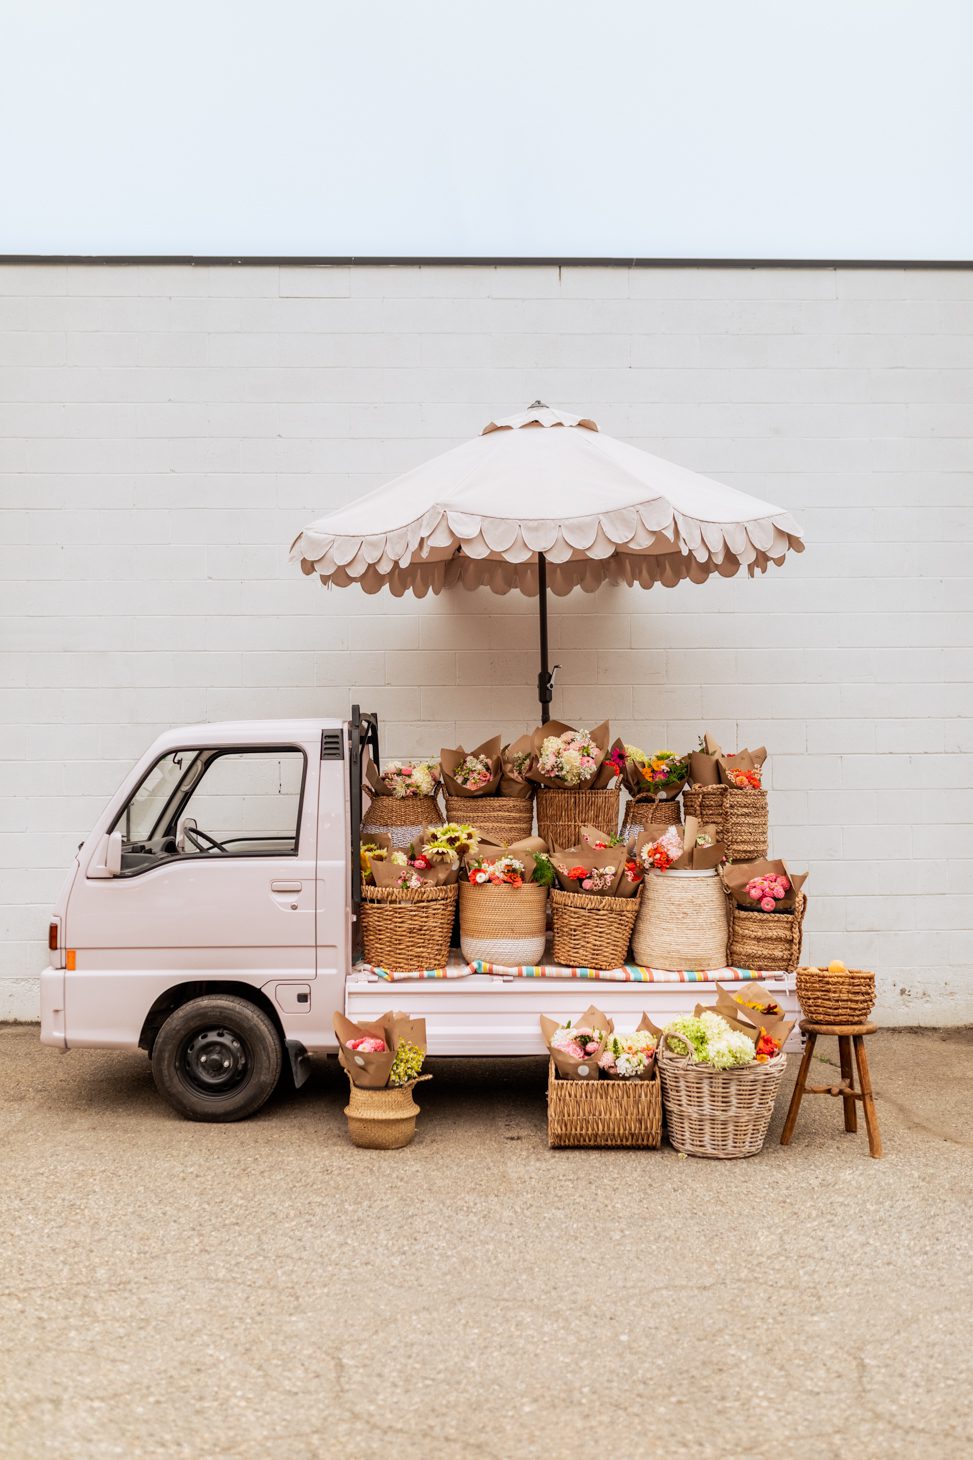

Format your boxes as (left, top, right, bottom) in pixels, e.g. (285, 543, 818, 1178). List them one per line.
(360, 961, 777, 984)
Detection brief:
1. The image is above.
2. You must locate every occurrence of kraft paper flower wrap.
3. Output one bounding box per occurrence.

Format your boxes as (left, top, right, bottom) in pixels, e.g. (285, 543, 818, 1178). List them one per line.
(439, 736, 503, 798)
(688, 731, 725, 787)
(464, 836, 548, 881)
(721, 857, 807, 913)
(718, 747, 767, 791)
(712, 984, 797, 1053)
(540, 1006, 614, 1081)
(364, 757, 441, 800)
(550, 841, 634, 897)
(634, 816, 724, 874)
(527, 720, 620, 791)
(334, 1010, 428, 1090)
(498, 735, 537, 800)
(622, 747, 689, 803)
(369, 825, 474, 889)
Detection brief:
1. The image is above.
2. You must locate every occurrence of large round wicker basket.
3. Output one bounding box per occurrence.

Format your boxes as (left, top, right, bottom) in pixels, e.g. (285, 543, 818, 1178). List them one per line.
(362, 794, 443, 850)
(550, 887, 640, 970)
(620, 795, 682, 839)
(727, 893, 806, 973)
(360, 883, 457, 971)
(444, 794, 533, 845)
(536, 787, 620, 850)
(632, 868, 728, 971)
(683, 786, 768, 861)
(796, 966, 875, 1025)
(343, 1074, 431, 1149)
(459, 880, 548, 966)
(658, 1032, 787, 1159)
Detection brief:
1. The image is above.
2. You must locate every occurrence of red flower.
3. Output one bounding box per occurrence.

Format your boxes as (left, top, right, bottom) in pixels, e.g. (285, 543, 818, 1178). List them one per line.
(566, 865, 590, 882)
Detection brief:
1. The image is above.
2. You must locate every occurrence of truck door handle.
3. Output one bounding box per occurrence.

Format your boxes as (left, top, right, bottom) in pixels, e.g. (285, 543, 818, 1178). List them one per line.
(271, 880, 303, 893)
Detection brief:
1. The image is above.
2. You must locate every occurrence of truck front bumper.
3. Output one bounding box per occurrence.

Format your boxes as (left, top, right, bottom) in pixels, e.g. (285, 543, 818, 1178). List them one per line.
(40, 965, 66, 1048)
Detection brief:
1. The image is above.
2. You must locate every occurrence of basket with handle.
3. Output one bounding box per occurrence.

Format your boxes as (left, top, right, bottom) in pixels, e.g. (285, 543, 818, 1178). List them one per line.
(620, 795, 682, 839)
(343, 1073, 432, 1149)
(632, 868, 728, 971)
(360, 883, 457, 972)
(362, 794, 443, 850)
(683, 786, 768, 861)
(459, 880, 548, 966)
(536, 787, 620, 851)
(657, 1029, 787, 1159)
(796, 966, 876, 1025)
(550, 886, 640, 970)
(445, 794, 534, 845)
(727, 892, 806, 973)
(547, 1059, 661, 1148)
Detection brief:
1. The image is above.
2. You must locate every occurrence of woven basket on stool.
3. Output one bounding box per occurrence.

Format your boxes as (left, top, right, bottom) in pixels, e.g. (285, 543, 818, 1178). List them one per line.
(445, 795, 533, 845)
(344, 1074, 431, 1149)
(620, 795, 682, 839)
(547, 1060, 661, 1148)
(362, 794, 443, 850)
(536, 787, 620, 850)
(727, 893, 806, 972)
(683, 786, 768, 861)
(658, 1031, 787, 1158)
(459, 880, 548, 966)
(632, 869, 728, 971)
(550, 887, 640, 970)
(360, 883, 457, 971)
(796, 966, 876, 1025)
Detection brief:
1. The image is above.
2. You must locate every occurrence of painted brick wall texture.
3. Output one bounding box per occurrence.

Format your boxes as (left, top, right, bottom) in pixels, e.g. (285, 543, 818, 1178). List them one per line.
(0, 262, 970, 1024)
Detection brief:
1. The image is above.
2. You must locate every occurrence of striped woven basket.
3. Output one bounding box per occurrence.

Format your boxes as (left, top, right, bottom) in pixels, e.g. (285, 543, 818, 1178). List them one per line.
(360, 883, 457, 972)
(620, 795, 682, 839)
(445, 795, 534, 845)
(362, 794, 443, 850)
(550, 886, 640, 970)
(658, 1031, 787, 1159)
(632, 869, 728, 971)
(459, 880, 548, 966)
(547, 1060, 661, 1148)
(727, 893, 806, 973)
(536, 787, 621, 850)
(683, 786, 768, 861)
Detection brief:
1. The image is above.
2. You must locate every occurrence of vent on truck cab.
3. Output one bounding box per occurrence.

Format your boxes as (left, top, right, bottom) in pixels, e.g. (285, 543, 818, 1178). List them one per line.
(321, 728, 345, 760)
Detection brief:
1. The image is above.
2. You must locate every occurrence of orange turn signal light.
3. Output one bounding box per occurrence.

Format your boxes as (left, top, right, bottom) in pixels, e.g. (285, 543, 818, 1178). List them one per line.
(66, 950, 76, 971)
(48, 921, 58, 951)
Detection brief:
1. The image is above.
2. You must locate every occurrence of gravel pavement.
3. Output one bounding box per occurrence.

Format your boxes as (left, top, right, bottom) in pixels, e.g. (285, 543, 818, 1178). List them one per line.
(1, 1025, 971, 1460)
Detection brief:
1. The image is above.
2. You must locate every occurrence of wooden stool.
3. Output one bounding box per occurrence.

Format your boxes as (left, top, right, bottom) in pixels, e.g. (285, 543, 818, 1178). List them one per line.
(780, 1021, 882, 1158)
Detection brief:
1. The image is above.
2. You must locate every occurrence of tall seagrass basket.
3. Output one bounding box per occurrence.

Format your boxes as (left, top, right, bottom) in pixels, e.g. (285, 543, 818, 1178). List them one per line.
(362, 794, 443, 850)
(360, 884, 457, 971)
(547, 1060, 661, 1148)
(444, 794, 534, 845)
(459, 880, 548, 966)
(683, 786, 768, 861)
(658, 1031, 787, 1159)
(536, 787, 620, 850)
(550, 887, 640, 970)
(727, 893, 806, 973)
(620, 795, 682, 839)
(632, 869, 728, 971)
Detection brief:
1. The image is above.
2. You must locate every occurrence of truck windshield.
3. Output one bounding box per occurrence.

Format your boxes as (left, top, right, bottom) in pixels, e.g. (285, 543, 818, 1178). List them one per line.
(122, 751, 201, 842)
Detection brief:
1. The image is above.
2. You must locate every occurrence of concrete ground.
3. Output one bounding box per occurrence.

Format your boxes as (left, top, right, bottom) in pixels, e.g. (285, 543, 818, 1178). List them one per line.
(0, 1027, 971, 1460)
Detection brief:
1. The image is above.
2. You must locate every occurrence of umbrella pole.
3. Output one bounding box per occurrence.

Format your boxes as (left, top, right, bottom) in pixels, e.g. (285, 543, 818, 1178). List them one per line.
(536, 553, 559, 724)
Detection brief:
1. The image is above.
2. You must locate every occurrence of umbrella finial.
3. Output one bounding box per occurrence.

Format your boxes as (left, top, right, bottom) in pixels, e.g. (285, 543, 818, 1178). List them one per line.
(528, 399, 548, 410)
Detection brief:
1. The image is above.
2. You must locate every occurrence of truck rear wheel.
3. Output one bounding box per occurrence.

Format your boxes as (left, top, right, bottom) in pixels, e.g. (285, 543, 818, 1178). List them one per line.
(151, 995, 282, 1122)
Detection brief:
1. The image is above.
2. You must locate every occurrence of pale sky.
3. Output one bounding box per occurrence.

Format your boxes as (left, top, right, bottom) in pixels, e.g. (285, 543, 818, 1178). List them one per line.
(3, 0, 971, 258)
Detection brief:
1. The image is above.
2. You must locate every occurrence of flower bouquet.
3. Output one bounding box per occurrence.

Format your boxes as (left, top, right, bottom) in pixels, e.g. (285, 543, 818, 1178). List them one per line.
(499, 736, 537, 799)
(539, 1006, 612, 1080)
(631, 817, 728, 971)
(620, 745, 688, 837)
(548, 840, 642, 969)
(459, 837, 550, 966)
(333, 1010, 431, 1148)
(361, 825, 475, 972)
(542, 1008, 663, 1147)
(528, 720, 623, 848)
(599, 1016, 659, 1080)
(362, 756, 444, 849)
(658, 1009, 787, 1158)
(684, 734, 768, 861)
(711, 985, 797, 1059)
(721, 858, 808, 973)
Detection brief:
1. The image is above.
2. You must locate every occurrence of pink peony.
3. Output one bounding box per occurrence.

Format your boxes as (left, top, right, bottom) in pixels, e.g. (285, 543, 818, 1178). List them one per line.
(584, 1040, 599, 1054)
(581, 877, 593, 890)
(761, 897, 776, 911)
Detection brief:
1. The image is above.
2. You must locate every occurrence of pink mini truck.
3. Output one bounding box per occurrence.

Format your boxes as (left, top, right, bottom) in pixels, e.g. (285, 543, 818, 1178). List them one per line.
(41, 708, 798, 1121)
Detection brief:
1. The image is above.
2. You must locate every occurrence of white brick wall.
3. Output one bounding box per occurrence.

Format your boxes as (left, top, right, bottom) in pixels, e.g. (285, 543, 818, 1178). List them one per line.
(1, 262, 971, 1024)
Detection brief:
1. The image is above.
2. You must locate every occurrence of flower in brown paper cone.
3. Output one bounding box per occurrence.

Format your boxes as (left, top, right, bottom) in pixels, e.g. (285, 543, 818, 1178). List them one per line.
(440, 737, 503, 798)
(540, 1006, 614, 1080)
(498, 736, 536, 799)
(528, 721, 614, 789)
(623, 746, 688, 801)
(721, 858, 807, 912)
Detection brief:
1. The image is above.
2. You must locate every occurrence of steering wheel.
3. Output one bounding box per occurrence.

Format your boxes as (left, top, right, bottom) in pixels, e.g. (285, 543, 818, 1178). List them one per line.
(183, 824, 228, 854)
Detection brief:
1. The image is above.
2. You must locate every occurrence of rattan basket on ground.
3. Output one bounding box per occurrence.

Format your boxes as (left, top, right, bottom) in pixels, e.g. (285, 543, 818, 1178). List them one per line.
(727, 893, 806, 972)
(444, 794, 534, 845)
(360, 883, 457, 971)
(657, 1032, 787, 1158)
(683, 786, 768, 860)
(620, 795, 682, 839)
(536, 787, 620, 850)
(362, 794, 443, 850)
(796, 966, 876, 1025)
(547, 1060, 661, 1148)
(459, 880, 548, 966)
(632, 869, 728, 971)
(343, 1074, 431, 1149)
(550, 887, 640, 970)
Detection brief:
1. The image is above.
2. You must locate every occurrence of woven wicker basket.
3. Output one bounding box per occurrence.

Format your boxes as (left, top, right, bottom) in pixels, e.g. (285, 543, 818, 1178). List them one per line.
(632, 868, 728, 971)
(459, 880, 548, 966)
(343, 1074, 431, 1149)
(683, 786, 768, 861)
(550, 887, 640, 970)
(620, 795, 682, 839)
(360, 883, 457, 971)
(536, 787, 620, 851)
(796, 966, 876, 1025)
(547, 1060, 661, 1148)
(727, 892, 806, 973)
(362, 794, 443, 850)
(658, 1032, 787, 1159)
(444, 794, 534, 845)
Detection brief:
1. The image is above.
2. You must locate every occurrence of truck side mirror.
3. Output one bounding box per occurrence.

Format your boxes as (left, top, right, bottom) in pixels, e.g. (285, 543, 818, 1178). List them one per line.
(105, 830, 123, 876)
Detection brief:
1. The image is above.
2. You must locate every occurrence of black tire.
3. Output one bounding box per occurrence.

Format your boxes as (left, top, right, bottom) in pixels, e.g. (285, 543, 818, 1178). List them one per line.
(151, 994, 283, 1123)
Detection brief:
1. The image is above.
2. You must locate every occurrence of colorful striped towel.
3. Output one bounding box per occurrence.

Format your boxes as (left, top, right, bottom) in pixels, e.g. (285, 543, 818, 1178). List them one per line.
(467, 962, 776, 983)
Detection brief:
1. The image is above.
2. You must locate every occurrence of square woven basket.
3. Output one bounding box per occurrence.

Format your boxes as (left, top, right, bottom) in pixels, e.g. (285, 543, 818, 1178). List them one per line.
(546, 1060, 662, 1148)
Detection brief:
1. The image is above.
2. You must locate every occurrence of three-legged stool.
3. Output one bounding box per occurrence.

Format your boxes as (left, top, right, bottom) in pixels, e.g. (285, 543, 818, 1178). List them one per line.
(780, 1021, 882, 1158)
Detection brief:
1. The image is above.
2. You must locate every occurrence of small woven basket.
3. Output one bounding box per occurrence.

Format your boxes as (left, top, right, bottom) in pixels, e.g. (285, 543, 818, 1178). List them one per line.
(547, 1060, 661, 1148)
(683, 786, 768, 861)
(632, 868, 728, 971)
(360, 883, 457, 972)
(444, 794, 534, 845)
(796, 966, 876, 1025)
(658, 1031, 787, 1159)
(362, 794, 443, 850)
(727, 892, 806, 973)
(536, 786, 621, 851)
(550, 887, 640, 970)
(620, 795, 682, 839)
(343, 1074, 431, 1149)
(459, 880, 548, 966)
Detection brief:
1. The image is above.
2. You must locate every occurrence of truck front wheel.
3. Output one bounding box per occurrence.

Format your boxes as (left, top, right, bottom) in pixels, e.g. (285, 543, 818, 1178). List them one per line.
(151, 995, 283, 1122)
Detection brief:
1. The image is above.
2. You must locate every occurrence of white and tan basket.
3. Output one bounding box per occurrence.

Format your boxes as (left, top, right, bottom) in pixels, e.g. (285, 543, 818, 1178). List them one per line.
(459, 881, 548, 966)
(632, 867, 728, 971)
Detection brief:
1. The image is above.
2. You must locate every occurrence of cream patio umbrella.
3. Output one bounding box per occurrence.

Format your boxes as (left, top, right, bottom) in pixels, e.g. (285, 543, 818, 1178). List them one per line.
(290, 404, 803, 720)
